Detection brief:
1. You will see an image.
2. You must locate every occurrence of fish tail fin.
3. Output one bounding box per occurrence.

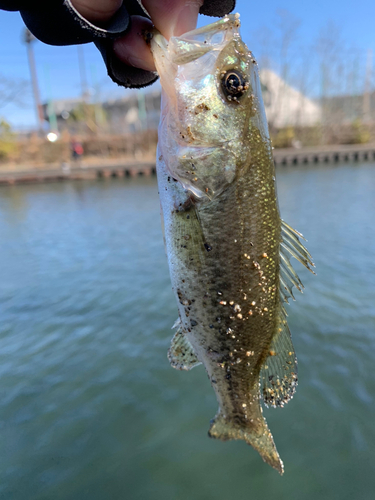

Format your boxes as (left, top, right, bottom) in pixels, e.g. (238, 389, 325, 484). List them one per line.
(208, 410, 284, 474)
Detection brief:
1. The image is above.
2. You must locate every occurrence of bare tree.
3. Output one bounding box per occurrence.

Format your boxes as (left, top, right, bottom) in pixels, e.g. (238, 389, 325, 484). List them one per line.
(0, 73, 30, 109)
(250, 10, 302, 129)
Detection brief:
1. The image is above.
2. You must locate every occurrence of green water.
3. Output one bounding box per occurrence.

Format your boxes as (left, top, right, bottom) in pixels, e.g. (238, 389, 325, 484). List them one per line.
(0, 163, 374, 499)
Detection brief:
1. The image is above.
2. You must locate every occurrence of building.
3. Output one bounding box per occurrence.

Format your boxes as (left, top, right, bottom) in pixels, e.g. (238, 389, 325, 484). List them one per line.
(260, 69, 321, 128)
(44, 71, 322, 134)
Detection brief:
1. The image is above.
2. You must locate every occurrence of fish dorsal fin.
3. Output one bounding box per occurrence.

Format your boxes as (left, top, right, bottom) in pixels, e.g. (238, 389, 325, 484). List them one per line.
(260, 219, 314, 407)
(279, 220, 315, 304)
(260, 307, 298, 408)
(168, 324, 201, 371)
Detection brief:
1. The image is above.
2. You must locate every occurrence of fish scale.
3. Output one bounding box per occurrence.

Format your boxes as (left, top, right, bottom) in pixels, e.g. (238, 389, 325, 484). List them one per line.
(151, 14, 314, 474)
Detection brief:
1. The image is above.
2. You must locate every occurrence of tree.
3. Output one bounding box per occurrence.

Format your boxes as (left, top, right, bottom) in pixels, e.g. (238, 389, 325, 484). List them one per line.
(0, 117, 16, 161)
(0, 73, 29, 109)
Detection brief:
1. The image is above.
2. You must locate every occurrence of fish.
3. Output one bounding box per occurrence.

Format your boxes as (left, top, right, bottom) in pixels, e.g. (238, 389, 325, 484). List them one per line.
(150, 14, 314, 474)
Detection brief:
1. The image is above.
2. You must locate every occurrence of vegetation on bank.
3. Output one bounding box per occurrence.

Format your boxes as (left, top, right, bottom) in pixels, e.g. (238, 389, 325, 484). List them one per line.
(270, 121, 373, 149)
(0, 119, 374, 166)
(0, 124, 158, 166)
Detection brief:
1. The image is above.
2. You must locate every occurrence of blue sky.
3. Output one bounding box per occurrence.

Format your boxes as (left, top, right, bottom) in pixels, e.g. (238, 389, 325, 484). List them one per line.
(0, 0, 374, 129)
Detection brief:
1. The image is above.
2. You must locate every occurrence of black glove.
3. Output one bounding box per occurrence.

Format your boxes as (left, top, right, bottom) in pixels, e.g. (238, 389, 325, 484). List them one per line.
(1, 0, 236, 89)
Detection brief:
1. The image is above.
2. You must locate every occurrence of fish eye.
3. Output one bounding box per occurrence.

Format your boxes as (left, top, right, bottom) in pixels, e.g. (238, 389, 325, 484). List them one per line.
(221, 70, 248, 102)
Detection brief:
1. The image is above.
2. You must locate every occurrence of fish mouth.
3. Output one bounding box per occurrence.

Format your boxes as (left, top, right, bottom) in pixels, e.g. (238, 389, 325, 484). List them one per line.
(152, 13, 241, 66)
(172, 12, 241, 40)
(151, 13, 244, 101)
(170, 13, 241, 64)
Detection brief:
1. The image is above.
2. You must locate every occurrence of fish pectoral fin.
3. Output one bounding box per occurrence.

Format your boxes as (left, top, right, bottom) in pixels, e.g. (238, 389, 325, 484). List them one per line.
(260, 306, 298, 408)
(209, 411, 283, 475)
(171, 317, 182, 329)
(168, 327, 201, 371)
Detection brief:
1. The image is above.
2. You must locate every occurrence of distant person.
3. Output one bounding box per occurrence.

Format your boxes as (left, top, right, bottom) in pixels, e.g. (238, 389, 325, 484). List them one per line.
(0, 1, 235, 89)
(71, 138, 84, 162)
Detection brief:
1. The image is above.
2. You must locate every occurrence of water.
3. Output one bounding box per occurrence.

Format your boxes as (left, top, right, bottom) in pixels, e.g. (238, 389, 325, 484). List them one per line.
(0, 163, 374, 500)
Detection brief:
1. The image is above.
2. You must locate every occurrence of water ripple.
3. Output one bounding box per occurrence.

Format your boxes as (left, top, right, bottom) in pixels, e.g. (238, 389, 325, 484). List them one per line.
(0, 168, 375, 499)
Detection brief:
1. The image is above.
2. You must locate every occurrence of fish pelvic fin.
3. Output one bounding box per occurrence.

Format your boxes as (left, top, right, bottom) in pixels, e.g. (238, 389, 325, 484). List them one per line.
(168, 325, 202, 371)
(208, 410, 284, 474)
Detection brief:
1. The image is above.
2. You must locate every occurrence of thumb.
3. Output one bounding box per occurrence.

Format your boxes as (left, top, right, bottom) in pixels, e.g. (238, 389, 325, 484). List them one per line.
(70, 0, 123, 24)
(141, 0, 203, 39)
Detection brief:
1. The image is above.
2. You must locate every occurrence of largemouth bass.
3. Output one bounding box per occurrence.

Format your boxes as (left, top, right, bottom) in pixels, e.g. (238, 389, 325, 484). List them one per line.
(150, 14, 314, 474)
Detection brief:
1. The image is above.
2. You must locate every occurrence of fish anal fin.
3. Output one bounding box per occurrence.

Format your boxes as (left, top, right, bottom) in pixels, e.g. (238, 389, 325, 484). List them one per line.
(168, 327, 201, 371)
(260, 308, 298, 408)
(208, 411, 283, 474)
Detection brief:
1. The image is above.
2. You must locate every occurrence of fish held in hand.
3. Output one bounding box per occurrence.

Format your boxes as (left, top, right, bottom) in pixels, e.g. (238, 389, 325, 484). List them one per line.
(151, 14, 314, 474)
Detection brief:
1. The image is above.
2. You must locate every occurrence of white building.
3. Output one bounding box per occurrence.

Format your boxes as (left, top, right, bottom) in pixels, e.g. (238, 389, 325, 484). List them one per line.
(260, 69, 321, 128)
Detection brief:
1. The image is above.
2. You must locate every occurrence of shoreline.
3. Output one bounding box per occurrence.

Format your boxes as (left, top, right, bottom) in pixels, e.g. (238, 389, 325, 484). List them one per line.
(0, 143, 374, 185)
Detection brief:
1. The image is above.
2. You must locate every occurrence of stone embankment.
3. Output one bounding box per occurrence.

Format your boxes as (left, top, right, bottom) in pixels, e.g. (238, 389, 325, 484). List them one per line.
(0, 143, 374, 185)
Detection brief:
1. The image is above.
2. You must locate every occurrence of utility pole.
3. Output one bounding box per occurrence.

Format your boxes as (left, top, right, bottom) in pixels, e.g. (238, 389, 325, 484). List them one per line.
(44, 65, 58, 134)
(77, 45, 94, 133)
(24, 28, 44, 134)
(320, 62, 328, 128)
(77, 45, 89, 101)
(363, 49, 373, 123)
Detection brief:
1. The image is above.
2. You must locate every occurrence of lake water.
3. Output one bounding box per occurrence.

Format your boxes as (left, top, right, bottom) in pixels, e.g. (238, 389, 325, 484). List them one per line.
(0, 162, 374, 499)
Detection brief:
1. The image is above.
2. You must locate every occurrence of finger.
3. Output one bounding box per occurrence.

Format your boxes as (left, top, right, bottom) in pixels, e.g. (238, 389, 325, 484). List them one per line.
(113, 15, 156, 72)
(141, 0, 203, 39)
(70, 0, 123, 24)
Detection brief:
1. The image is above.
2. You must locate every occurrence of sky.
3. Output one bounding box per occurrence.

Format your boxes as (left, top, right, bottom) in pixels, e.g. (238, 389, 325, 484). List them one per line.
(0, 0, 374, 130)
